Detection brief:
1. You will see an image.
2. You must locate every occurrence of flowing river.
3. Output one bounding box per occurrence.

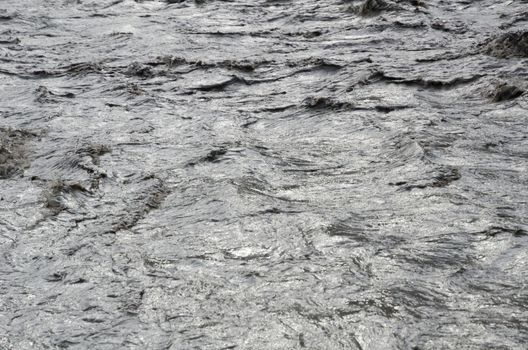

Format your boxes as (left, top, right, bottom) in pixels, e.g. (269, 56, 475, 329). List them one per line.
(1, 0, 527, 349)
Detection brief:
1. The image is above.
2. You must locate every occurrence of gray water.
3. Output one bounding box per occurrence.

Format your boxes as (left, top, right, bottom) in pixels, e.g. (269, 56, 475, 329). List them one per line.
(1, 0, 528, 349)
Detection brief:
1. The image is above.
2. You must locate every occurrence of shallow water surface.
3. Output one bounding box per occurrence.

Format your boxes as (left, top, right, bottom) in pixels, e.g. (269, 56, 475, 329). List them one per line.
(1, 0, 528, 349)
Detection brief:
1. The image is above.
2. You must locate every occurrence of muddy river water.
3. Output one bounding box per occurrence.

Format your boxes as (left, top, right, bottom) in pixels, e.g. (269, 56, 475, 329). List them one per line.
(1, 0, 528, 349)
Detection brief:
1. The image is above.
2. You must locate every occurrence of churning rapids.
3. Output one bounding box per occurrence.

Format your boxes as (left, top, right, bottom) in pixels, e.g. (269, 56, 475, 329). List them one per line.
(1, 0, 528, 349)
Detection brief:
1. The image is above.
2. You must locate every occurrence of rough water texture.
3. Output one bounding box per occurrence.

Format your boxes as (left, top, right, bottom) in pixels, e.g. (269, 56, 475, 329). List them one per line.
(1, 0, 528, 349)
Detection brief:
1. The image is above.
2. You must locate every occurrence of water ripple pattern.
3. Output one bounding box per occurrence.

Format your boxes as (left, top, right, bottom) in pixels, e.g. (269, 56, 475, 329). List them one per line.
(1, 0, 527, 349)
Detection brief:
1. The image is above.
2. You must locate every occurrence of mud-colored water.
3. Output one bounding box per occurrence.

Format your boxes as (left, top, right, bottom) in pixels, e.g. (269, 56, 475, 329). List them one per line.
(1, 0, 527, 349)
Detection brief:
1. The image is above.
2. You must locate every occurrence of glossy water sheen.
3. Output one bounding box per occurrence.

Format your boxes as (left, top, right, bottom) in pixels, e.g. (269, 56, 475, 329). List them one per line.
(1, 0, 527, 349)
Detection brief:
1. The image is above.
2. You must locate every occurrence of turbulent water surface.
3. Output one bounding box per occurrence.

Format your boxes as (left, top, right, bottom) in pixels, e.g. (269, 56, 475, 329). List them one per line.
(1, 0, 528, 349)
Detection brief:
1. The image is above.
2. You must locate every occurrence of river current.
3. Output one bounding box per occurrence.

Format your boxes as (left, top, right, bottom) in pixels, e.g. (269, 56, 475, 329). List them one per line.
(1, 0, 527, 349)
